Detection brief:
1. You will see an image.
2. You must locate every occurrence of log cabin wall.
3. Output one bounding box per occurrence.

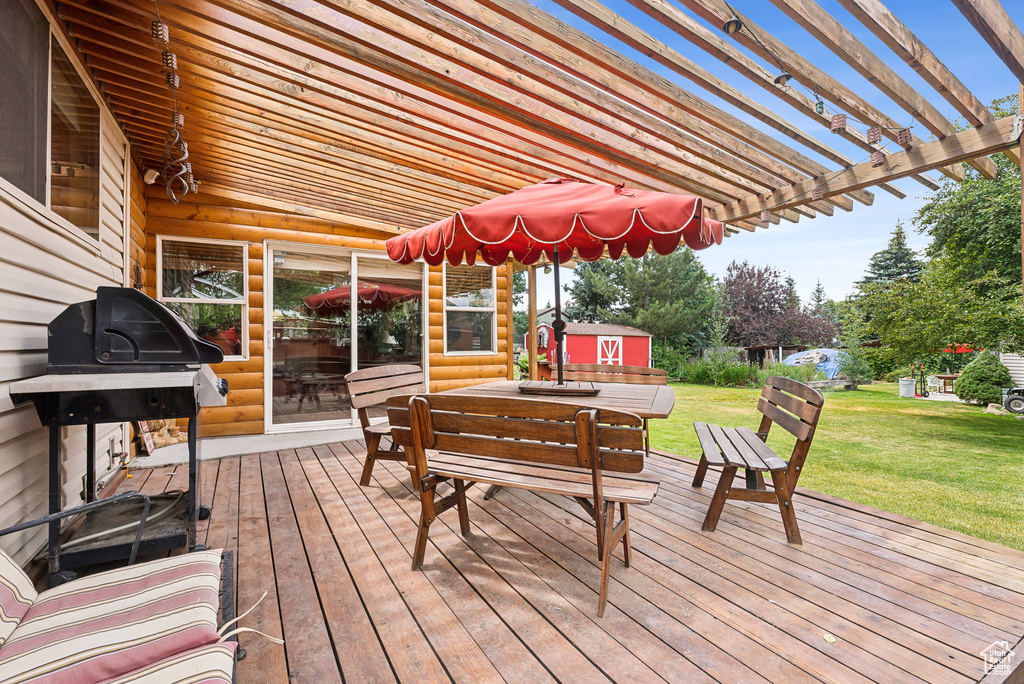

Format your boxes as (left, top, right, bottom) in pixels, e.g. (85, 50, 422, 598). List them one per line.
(143, 189, 514, 438)
(127, 161, 148, 290)
(427, 266, 513, 393)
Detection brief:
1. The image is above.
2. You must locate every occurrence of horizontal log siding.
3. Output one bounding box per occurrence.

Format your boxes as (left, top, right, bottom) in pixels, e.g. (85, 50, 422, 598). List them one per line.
(146, 191, 510, 436)
(426, 267, 513, 392)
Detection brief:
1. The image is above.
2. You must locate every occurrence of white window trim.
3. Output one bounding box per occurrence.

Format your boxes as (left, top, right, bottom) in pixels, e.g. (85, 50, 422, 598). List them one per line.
(263, 241, 428, 434)
(156, 235, 249, 362)
(442, 263, 498, 356)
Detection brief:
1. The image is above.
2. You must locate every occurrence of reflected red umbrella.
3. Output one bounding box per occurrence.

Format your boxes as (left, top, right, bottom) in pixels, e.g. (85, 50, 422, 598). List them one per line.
(303, 281, 421, 316)
(385, 178, 724, 384)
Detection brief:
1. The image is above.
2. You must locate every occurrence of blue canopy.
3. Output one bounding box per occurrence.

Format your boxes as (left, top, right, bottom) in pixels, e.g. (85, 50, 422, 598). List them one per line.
(782, 348, 848, 380)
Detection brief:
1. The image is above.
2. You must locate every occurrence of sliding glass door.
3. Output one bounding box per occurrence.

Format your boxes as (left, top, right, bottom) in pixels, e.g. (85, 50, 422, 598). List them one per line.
(267, 246, 424, 430)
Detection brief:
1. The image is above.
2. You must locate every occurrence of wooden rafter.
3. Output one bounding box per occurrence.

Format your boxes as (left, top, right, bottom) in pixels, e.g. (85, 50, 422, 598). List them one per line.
(715, 115, 1022, 222)
(768, 0, 998, 179)
(48, 0, 1024, 239)
(952, 0, 1024, 85)
(676, 0, 959, 185)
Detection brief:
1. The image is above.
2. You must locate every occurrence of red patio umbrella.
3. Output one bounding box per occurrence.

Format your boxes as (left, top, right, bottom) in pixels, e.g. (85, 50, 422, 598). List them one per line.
(385, 177, 724, 385)
(303, 281, 421, 317)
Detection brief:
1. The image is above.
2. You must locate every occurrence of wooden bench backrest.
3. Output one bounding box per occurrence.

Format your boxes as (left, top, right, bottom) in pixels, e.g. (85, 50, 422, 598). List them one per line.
(757, 376, 825, 487)
(387, 394, 646, 478)
(346, 365, 425, 428)
(562, 364, 668, 385)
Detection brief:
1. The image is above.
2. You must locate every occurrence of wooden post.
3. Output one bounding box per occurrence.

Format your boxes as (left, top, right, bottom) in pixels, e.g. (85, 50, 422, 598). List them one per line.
(506, 261, 515, 380)
(528, 265, 538, 380)
(1020, 83, 1023, 305)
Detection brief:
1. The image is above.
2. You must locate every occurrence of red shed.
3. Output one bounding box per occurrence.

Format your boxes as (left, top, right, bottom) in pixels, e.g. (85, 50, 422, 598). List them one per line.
(532, 322, 652, 380)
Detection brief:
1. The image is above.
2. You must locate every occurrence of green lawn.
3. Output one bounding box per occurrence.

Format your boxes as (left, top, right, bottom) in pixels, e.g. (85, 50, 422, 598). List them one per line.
(649, 382, 1024, 552)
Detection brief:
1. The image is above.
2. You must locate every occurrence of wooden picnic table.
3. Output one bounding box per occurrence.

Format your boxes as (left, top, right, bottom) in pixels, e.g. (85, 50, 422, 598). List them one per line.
(442, 380, 676, 419)
(935, 373, 960, 394)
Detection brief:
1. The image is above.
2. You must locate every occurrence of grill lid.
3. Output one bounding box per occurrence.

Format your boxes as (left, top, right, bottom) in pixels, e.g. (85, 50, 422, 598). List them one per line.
(48, 287, 225, 373)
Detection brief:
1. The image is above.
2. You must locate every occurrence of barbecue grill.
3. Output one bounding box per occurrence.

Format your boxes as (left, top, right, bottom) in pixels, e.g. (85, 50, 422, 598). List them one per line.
(10, 287, 228, 582)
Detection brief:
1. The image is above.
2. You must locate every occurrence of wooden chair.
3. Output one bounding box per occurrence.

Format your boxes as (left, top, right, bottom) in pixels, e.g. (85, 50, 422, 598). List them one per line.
(691, 376, 825, 544)
(563, 363, 668, 385)
(564, 363, 667, 454)
(387, 393, 657, 617)
(345, 364, 425, 486)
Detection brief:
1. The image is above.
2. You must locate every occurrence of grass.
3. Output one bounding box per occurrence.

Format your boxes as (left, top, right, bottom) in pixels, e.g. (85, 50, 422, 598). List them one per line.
(649, 382, 1024, 552)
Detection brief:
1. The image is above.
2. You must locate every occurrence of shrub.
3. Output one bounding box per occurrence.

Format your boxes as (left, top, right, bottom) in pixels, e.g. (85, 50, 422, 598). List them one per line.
(954, 350, 1012, 405)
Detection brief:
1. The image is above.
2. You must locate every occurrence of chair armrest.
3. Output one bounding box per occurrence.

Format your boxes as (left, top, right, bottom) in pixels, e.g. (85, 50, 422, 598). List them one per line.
(0, 491, 153, 565)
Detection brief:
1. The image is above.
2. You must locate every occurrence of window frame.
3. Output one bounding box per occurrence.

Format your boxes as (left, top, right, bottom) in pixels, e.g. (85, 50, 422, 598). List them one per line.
(442, 263, 497, 356)
(0, 0, 111, 250)
(156, 235, 249, 362)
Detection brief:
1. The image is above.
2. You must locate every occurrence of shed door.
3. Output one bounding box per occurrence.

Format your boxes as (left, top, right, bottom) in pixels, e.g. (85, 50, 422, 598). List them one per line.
(597, 336, 622, 365)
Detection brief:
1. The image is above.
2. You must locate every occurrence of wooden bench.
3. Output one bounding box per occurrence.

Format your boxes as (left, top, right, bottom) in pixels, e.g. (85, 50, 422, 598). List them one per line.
(345, 364, 425, 486)
(691, 376, 825, 544)
(563, 363, 668, 385)
(387, 393, 658, 617)
(563, 363, 667, 454)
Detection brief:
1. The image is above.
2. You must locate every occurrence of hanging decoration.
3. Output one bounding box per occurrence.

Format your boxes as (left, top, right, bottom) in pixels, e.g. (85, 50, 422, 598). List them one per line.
(760, 210, 772, 224)
(895, 128, 913, 147)
(830, 114, 847, 133)
(870, 150, 886, 168)
(866, 127, 882, 144)
(811, 186, 824, 201)
(153, 1, 197, 203)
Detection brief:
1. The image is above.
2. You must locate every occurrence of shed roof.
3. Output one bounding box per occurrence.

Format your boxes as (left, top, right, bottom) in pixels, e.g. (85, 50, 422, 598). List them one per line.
(539, 322, 652, 337)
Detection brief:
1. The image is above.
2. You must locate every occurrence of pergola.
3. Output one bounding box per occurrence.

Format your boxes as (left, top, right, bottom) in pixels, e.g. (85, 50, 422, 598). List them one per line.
(59, 0, 1023, 284)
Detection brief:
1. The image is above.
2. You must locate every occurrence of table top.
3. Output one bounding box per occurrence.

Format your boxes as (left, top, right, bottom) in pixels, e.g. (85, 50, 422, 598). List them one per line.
(442, 380, 675, 419)
(935, 373, 961, 380)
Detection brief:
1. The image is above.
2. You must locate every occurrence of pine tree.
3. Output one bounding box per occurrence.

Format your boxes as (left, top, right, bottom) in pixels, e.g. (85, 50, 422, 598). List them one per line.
(784, 275, 800, 309)
(857, 223, 922, 286)
(809, 280, 828, 313)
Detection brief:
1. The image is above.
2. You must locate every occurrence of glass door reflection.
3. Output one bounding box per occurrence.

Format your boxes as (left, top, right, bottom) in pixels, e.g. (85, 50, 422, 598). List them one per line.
(269, 249, 424, 429)
(271, 250, 353, 426)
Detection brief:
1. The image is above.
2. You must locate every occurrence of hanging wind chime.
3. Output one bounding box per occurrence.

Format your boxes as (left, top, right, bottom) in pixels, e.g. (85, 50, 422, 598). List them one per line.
(152, 2, 196, 203)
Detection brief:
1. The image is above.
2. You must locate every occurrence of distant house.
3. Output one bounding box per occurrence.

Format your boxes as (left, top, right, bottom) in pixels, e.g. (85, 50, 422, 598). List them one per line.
(743, 344, 808, 367)
(532, 322, 652, 379)
(1000, 353, 1024, 385)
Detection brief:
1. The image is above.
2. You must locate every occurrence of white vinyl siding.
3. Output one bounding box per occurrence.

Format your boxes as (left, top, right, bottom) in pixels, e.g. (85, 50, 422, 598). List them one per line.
(1000, 353, 1024, 386)
(0, 124, 128, 568)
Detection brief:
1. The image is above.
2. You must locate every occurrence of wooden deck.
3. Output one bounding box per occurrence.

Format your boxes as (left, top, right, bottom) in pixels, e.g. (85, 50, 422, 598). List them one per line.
(120, 443, 1024, 683)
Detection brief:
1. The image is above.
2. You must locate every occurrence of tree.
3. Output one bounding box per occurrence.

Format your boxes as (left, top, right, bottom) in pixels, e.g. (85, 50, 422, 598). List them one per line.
(563, 249, 721, 356)
(857, 223, 922, 287)
(809, 280, 828, 313)
(860, 95, 1024, 361)
(955, 351, 1012, 405)
(916, 94, 1022, 287)
(721, 262, 834, 347)
(784, 275, 800, 309)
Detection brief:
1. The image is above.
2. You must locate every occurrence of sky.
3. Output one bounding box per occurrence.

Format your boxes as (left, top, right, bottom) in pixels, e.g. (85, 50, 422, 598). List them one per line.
(519, 0, 1024, 308)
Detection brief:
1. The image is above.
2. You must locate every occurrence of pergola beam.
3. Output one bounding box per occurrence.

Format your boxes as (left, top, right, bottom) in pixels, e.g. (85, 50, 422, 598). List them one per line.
(769, 0, 998, 179)
(715, 115, 1022, 222)
(951, 0, 1024, 85)
(679, 0, 957, 186)
(838, 0, 1020, 167)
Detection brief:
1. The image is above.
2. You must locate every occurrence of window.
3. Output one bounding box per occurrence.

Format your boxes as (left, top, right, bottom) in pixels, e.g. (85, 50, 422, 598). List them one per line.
(0, 4, 102, 239)
(0, 0, 49, 203)
(158, 238, 248, 360)
(50, 38, 100, 237)
(444, 264, 496, 354)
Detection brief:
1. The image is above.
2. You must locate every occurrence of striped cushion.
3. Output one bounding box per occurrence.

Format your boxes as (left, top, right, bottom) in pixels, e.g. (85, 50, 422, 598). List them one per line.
(96, 642, 236, 684)
(0, 550, 223, 684)
(0, 549, 38, 647)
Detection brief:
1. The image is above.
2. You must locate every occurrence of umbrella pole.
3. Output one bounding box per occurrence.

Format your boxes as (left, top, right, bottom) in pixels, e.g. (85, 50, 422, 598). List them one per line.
(553, 244, 565, 385)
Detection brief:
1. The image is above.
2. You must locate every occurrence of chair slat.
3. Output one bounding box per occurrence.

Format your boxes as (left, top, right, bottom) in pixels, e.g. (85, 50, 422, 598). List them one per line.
(734, 427, 788, 471)
(757, 397, 814, 442)
(720, 427, 770, 471)
(764, 376, 824, 407)
(761, 385, 821, 423)
(694, 421, 727, 465)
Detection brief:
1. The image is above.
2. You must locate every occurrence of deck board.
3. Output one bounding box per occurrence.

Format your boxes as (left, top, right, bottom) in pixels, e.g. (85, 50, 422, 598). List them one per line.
(123, 443, 1024, 683)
